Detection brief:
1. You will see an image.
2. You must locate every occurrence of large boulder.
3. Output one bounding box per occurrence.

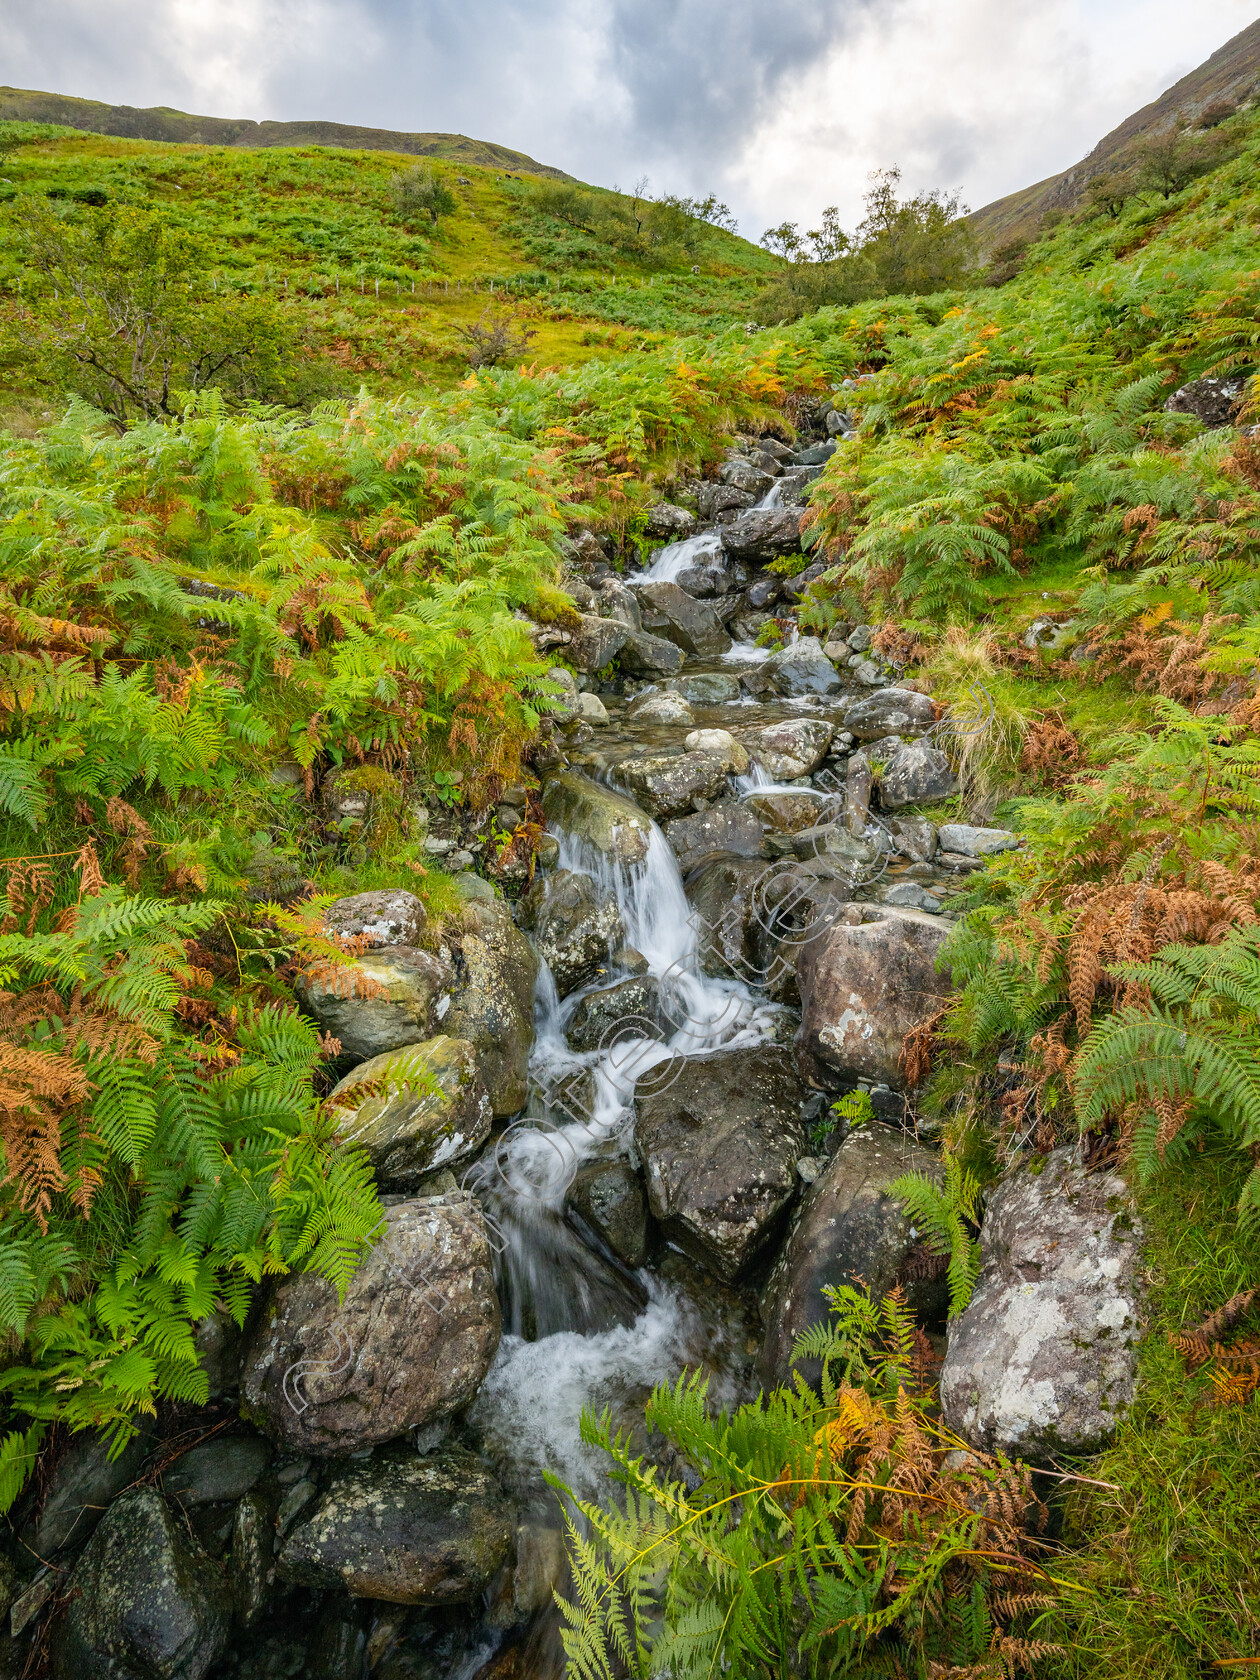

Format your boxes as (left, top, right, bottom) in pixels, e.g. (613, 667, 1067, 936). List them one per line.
(746, 791, 829, 834)
(766, 636, 842, 697)
(878, 742, 958, 809)
(23, 1424, 155, 1560)
(569, 613, 628, 674)
(567, 976, 661, 1052)
(619, 628, 685, 676)
(842, 688, 937, 741)
(619, 751, 730, 819)
(936, 823, 1018, 857)
(636, 580, 732, 657)
(796, 904, 952, 1088)
(295, 945, 454, 1064)
(595, 575, 642, 631)
(444, 897, 539, 1114)
(53, 1487, 230, 1680)
(520, 869, 624, 997)
(279, 1446, 513, 1605)
(685, 856, 777, 982)
(326, 1037, 492, 1190)
(662, 803, 765, 873)
(940, 1148, 1143, 1461)
(542, 770, 653, 865)
(742, 718, 834, 779)
(645, 502, 698, 540)
(162, 1436, 269, 1508)
(627, 689, 694, 726)
(634, 1046, 808, 1280)
(241, 1195, 501, 1456)
(322, 889, 427, 949)
(694, 481, 756, 521)
(567, 1159, 651, 1268)
(721, 509, 804, 561)
(676, 672, 741, 705)
(759, 1127, 946, 1386)
(683, 727, 750, 774)
(1163, 374, 1247, 429)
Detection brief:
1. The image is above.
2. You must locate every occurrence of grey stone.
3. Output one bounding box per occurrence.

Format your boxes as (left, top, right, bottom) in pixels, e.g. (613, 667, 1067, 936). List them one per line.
(745, 791, 829, 834)
(323, 889, 426, 950)
(940, 1148, 1143, 1461)
(576, 691, 609, 724)
(742, 718, 834, 779)
(682, 727, 749, 773)
(279, 1446, 513, 1605)
(567, 976, 661, 1052)
(843, 688, 937, 741)
(619, 751, 730, 819)
(240, 1196, 501, 1456)
(163, 1436, 269, 1508)
(794, 441, 836, 466)
(796, 904, 953, 1087)
(567, 1160, 651, 1267)
(227, 1492, 272, 1627)
(719, 459, 774, 497)
(637, 581, 732, 657)
(595, 576, 642, 632)
(676, 672, 741, 705)
(847, 625, 873, 651)
(878, 741, 959, 809)
(619, 629, 686, 676)
(792, 824, 879, 866)
(766, 635, 841, 697)
(759, 1127, 947, 1385)
(444, 897, 540, 1114)
(627, 690, 695, 726)
(694, 482, 756, 521)
(193, 1311, 242, 1399)
(890, 815, 938, 862)
(294, 945, 455, 1064)
(1163, 374, 1247, 429)
(662, 803, 766, 873)
(27, 1424, 156, 1559)
(645, 502, 698, 540)
(936, 823, 1019, 857)
(521, 869, 624, 997)
(721, 509, 804, 562)
(326, 1037, 493, 1188)
(634, 1046, 808, 1280)
(542, 770, 653, 864)
(52, 1488, 230, 1680)
(570, 614, 628, 674)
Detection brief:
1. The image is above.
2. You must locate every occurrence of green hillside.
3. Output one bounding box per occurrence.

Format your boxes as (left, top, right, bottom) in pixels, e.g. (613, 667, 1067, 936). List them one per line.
(0, 69, 1258, 1680)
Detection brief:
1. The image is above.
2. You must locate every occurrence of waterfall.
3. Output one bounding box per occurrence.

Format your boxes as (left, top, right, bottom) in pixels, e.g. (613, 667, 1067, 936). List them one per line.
(636, 528, 725, 583)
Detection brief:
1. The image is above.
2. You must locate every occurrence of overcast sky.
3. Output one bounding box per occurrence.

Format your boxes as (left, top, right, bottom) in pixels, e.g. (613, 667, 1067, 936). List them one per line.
(4, 0, 1257, 233)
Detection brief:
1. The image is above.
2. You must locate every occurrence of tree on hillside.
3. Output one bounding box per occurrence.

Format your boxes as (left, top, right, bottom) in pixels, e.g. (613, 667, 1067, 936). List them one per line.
(1133, 126, 1226, 199)
(454, 305, 536, 369)
(389, 164, 458, 227)
(4, 200, 329, 428)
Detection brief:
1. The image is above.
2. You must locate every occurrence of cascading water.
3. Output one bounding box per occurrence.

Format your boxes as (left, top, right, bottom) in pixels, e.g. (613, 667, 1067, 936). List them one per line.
(636, 528, 726, 583)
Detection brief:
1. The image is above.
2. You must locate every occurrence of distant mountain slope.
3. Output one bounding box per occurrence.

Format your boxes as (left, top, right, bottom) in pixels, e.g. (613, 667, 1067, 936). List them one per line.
(968, 16, 1260, 251)
(0, 85, 575, 181)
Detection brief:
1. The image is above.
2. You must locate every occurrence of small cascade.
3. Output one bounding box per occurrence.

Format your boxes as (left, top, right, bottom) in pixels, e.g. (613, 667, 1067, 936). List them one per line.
(636, 528, 725, 583)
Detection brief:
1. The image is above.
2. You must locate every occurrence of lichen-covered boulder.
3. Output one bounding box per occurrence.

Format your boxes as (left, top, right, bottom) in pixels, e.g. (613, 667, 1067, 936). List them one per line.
(326, 1037, 492, 1189)
(619, 628, 686, 676)
(566, 976, 661, 1052)
(634, 1046, 807, 1279)
(241, 1195, 501, 1456)
(742, 718, 833, 779)
(878, 742, 958, 809)
(53, 1488, 230, 1680)
(720, 508, 804, 561)
(759, 1127, 946, 1386)
(767, 636, 842, 697)
(940, 1148, 1143, 1461)
(294, 944, 454, 1063)
(444, 897, 539, 1115)
(618, 751, 730, 819)
(322, 888, 427, 949)
(279, 1445, 513, 1604)
(662, 803, 765, 873)
(520, 868, 624, 998)
(542, 770, 653, 864)
(567, 1159, 651, 1268)
(842, 688, 937, 741)
(569, 613, 629, 673)
(683, 727, 750, 774)
(636, 580, 732, 657)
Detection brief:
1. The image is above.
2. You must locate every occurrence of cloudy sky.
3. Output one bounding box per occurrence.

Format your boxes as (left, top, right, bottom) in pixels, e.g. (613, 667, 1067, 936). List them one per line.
(4, 0, 1257, 233)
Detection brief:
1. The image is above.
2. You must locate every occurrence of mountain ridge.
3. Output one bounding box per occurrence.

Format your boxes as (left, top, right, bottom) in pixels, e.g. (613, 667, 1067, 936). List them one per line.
(0, 84, 576, 181)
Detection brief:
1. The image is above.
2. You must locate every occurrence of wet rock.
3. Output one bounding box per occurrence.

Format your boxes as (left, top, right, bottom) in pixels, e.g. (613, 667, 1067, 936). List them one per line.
(676, 672, 741, 705)
(569, 614, 628, 674)
(795, 440, 836, 466)
(742, 718, 834, 779)
(627, 690, 695, 726)
(844, 750, 873, 833)
(759, 1127, 947, 1385)
(521, 869, 624, 998)
(936, 823, 1018, 857)
(634, 1046, 808, 1280)
(719, 459, 774, 498)
(878, 741, 958, 809)
(163, 1436, 269, 1508)
(595, 575, 642, 632)
(567, 976, 661, 1052)
(746, 791, 829, 834)
(663, 802, 765, 873)
(295, 945, 454, 1065)
(637, 581, 732, 658)
(940, 1148, 1143, 1461)
(575, 691, 609, 724)
(645, 502, 697, 540)
(721, 509, 804, 561)
(26, 1423, 156, 1559)
(567, 1160, 651, 1267)
(779, 559, 829, 604)
(1163, 374, 1248, 429)
(53, 1487, 230, 1680)
(797, 904, 953, 1087)
(694, 481, 756, 521)
(619, 751, 730, 819)
(685, 855, 778, 981)
(279, 1445, 513, 1604)
(445, 898, 540, 1114)
(1022, 616, 1079, 652)
(683, 727, 750, 774)
(842, 688, 937, 741)
(323, 889, 427, 950)
(890, 815, 938, 862)
(542, 770, 653, 864)
(227, 1492, 273, 1627)
(544, 666, 579, 718)
(880, 882, 941, 912)
(512, 1521, 568, 1620)
(620, 628, 686, 677)
(241, 1196, 501, 1455)
(767, 635, 842, 697)
(326, 1037, 493, 1189)
(745, 575, 782, 609)
(792, 823, 880, 867)
(194, 1311, 242, 1399)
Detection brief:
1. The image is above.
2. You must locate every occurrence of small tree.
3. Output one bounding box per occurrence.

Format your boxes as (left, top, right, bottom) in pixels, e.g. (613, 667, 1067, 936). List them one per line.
(389, 164, 457, 228)
(6, 199, 319, 428)
(454, 306, 536, 370)
(1133, 128, 1221, 199)
(759, 220, 804, 264)
(1085, 172, 1129, 218)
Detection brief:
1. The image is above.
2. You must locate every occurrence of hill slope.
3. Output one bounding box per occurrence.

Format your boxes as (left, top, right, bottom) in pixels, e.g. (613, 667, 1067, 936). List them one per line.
(0, 84, 575, 180)
(968, 16, 1260, 250)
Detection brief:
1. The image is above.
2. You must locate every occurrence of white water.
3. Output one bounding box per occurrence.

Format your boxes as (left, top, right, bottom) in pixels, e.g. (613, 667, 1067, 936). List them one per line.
(637, 528, 725, 583)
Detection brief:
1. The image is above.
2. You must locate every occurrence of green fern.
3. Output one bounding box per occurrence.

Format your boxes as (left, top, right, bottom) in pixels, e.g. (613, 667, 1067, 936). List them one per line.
(889, 1154, 984, 1318)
